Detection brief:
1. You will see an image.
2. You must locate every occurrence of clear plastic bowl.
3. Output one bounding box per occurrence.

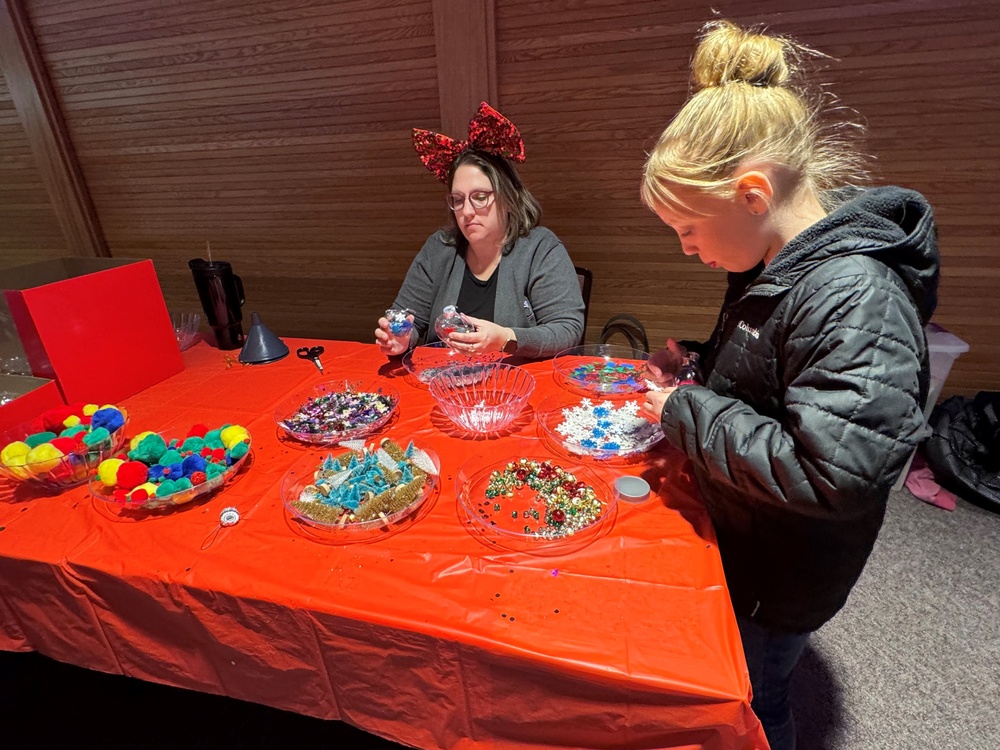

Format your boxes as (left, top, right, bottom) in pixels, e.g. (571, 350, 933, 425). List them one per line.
(456, 454, 616, 552)
(552, 344, 651, 396)
(274, 379, 399, 445)
(280, 439, 439, 540)
(0, 409, 130, 490)
(429, 363, 535, 434)
(402, 341, 504, 386)
(89, 425, 252, 511)
(535, 393, 663, 460)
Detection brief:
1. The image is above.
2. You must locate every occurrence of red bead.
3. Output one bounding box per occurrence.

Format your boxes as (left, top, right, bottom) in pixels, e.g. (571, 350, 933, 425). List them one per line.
(551, 509, 566, 524)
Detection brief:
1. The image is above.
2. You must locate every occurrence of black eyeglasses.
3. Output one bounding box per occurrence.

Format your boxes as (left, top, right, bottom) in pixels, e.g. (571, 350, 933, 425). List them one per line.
(446, 190, 494, 211)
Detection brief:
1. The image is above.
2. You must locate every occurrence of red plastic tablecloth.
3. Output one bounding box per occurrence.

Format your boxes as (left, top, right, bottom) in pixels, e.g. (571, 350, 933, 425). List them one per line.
(0, 340, 767, 750)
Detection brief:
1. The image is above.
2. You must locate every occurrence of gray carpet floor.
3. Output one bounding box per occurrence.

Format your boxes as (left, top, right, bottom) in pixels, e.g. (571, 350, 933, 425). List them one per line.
(792, 488, 999, 749)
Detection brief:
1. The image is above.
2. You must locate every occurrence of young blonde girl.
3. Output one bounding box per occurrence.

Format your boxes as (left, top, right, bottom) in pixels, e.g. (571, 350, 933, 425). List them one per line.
(641, 20, 940, 750)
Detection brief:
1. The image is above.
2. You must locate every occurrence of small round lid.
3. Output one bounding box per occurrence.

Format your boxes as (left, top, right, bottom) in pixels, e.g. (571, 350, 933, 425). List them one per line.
(614, 475, 651, 503)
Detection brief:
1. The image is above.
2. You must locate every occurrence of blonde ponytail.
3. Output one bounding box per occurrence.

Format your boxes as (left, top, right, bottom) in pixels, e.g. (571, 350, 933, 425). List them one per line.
(642, 20, 869, 213)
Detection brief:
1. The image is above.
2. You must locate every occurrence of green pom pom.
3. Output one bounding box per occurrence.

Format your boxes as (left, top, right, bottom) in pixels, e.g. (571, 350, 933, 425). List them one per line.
(229, 441, 249, 460)
(129, 433, 167, 463)
(157, 449, 183, 466)
(156, 479, 178, 497)
(204, 463, 226, 480)
(180, 436, 205, 453)
(82, 427, 110, 447)
(174, 477, 192, 490)
(204, 429, 222, 444)
(59, 425, 88, 438)
(205, 437, 225, 450)
(25, 431, 58, 448)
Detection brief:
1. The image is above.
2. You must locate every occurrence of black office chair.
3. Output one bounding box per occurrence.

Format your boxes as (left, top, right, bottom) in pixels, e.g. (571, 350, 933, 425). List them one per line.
(574, 265, 593, 337)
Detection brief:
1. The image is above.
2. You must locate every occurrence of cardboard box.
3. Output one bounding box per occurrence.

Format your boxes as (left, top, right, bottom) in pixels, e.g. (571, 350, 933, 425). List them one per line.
(2, 258, 184, 405)
(0, 374, 65, 434)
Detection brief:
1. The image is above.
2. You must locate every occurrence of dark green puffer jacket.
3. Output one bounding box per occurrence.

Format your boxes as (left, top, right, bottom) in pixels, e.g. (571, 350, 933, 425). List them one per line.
(661, 186, 940, 633)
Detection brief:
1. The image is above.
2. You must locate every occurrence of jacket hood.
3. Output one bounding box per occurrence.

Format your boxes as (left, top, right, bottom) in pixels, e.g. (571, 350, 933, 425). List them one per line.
(759, 186, 940, 323)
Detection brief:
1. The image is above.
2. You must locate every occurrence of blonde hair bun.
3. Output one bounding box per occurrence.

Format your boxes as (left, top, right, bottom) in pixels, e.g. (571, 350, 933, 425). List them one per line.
(692, 20, 791, 90)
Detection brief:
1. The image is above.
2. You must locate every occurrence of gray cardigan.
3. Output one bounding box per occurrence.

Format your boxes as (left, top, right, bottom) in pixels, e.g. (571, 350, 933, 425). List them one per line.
(391, 226, 585, 359)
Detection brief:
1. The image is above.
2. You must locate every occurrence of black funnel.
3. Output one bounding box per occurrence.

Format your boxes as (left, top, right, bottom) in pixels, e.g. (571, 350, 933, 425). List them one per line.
(239, 312, 289, 365)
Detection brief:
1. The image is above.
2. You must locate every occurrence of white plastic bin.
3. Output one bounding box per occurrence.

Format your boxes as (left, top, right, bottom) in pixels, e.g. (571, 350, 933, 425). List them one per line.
(893, 323, 970, 490)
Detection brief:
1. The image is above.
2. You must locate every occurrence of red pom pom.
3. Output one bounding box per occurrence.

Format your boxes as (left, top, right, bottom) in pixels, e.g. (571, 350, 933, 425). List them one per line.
(113, 489, 128, 505)
(49, 437, 77, 454)
(200, 447, 212, 457)
(41, 406, 74, 431)
(115, 461, 149, 490)
(129, 488, 149, 503)
(211, 448, 226, 461)
(80, 415, 92, 426)
(115, 452, 128, 460)
(187, 424, 209, 438)
(190, 471, 207, 485)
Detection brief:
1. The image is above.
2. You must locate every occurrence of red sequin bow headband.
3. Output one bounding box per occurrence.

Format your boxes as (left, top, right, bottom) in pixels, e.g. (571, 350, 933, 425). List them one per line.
(412, 102, 525, 183)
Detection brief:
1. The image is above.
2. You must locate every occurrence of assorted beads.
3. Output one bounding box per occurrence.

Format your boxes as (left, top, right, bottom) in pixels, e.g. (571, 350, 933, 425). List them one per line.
(291, 438, 438, 527)
(481, 458, 604, 539)
(554, 398, 661, 456)
(566, 361, 644, 393)
(279, 387, 396, 437)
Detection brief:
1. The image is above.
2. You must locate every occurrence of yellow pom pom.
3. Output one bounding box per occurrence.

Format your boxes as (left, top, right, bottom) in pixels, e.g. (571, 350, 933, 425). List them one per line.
(62, 415, 82, 428)
(25, 443, 64, 473)
(97, 458, 124, 487)
(220, 425, 250, 449)
(1, 441, 31, 467)
(82, 404, 100, 416)
(129, 431, 157, 451)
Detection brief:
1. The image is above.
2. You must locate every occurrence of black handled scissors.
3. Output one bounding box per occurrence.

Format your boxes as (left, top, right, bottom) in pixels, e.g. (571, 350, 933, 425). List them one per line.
(296, 345, 325, 373)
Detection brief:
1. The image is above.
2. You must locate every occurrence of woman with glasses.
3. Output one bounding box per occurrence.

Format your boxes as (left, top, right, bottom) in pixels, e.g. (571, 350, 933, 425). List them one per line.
(374, 103, 585, 358)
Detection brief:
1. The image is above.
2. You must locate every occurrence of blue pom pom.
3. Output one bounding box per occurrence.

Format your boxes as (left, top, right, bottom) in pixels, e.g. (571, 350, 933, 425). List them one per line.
(91, 407, 125, 433)
(181, 454, 207, 477)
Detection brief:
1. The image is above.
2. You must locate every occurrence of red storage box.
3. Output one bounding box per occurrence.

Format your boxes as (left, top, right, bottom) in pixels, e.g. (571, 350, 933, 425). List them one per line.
(2, 258, 184, 405)
(0, 374, 65, 434)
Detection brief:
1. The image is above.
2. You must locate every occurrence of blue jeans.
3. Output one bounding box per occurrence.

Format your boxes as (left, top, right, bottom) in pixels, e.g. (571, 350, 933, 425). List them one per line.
(737, 616, 811, 750)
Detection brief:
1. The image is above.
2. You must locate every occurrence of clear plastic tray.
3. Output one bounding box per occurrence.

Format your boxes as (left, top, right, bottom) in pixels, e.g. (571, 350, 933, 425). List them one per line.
(535, 393, 663, 460)
(281, 438, 439, 540)
(89, 426, 252, 511)
(402, 341, 504, 386)
(552, 344, 651, 396)
(456, 455, 616, 552)
(0, 408, 130, 490)
(274, 378, 399, 444)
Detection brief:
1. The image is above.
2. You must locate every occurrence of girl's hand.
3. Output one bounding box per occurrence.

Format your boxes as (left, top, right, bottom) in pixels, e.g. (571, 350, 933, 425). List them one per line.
(642, 387, 676, 422)
(375, 314, 414, 356)
(646, 338, 688, 387)
(447, 316, 514, 354)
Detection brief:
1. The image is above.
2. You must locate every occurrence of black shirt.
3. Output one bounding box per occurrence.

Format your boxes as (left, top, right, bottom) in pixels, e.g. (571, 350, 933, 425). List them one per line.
(455, 262, 499, 322)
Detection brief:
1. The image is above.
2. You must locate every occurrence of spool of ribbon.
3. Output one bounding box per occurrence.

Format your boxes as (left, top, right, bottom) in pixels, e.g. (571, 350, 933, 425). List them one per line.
(412, 102, 525, 182)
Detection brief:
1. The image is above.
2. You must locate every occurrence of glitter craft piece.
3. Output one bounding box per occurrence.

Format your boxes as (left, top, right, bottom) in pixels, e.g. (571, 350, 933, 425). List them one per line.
(286, 438, 439, 530)
(275, 380, 399, 444)
(551, 398, 663, 457)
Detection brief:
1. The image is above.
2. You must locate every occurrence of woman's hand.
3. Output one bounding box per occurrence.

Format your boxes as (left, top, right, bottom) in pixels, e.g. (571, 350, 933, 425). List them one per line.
(646, 338, 688, 388)
(447, 316, 514, 354)
(374, 314, 414, 357)
(642, 387, 676, 422)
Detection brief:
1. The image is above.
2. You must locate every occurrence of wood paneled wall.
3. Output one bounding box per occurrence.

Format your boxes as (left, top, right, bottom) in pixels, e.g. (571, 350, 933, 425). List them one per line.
(1, 0, 997, 395)
(0, 61, 66, 266)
